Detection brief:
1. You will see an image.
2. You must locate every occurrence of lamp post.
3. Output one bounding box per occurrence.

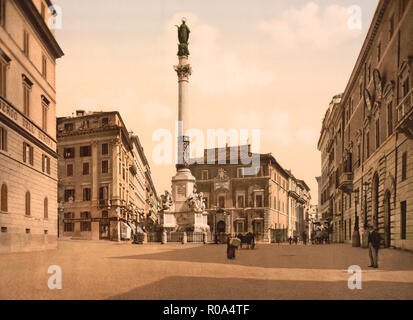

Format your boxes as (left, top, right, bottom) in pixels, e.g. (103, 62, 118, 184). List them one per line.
(351, 189, 360, 247)
(362, 182, 370, 248)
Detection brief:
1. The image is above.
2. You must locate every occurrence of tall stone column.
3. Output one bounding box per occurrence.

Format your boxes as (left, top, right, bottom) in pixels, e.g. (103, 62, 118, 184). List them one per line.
(174, 56, 192, 169)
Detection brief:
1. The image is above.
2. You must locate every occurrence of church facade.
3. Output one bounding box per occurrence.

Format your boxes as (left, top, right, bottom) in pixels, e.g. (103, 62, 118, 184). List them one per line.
(187, 145, 307, 242)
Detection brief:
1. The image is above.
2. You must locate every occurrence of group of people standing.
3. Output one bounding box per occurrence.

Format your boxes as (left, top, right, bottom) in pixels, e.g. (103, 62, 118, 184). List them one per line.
(288, 232, 308, 245)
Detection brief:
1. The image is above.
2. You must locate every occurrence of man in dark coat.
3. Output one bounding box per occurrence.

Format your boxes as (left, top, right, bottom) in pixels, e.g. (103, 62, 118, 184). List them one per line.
(368, 226, 381, 268)
(227, 237, 236, 260)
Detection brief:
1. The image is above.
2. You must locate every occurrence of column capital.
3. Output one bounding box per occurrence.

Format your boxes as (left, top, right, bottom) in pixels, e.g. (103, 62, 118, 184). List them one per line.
(174, 64, 192, 81)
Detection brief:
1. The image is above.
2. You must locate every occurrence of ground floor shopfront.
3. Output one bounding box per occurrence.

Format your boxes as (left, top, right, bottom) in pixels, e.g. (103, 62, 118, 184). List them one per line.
(207, 207, 288, 242)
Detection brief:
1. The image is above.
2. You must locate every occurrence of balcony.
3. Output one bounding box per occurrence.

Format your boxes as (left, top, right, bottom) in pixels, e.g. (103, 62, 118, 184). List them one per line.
(97, 199, 111, 208)
(396, 88, 413, 139)
(338, 172, 353, 193)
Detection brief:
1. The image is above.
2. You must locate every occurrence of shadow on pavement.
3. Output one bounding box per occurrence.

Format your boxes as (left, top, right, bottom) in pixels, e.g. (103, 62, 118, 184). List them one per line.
(107, 275, 413, 300)
(108, 244, 413, 271)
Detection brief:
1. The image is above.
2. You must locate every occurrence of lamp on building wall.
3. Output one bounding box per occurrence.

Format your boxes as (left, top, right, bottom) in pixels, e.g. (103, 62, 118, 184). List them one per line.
(351, 189, 360, 247)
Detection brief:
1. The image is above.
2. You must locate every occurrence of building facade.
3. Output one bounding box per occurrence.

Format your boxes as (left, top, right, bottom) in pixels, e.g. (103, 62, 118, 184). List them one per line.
(57, 111, 158, 241)
(318, 0, 413, 250)
(187, 145, 307, 242)
(0, 0, 64, 253)
(286, 172, 310, 239)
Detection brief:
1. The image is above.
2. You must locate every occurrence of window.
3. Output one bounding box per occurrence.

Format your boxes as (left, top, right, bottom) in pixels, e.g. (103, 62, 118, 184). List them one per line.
(0, 55, 6, 97)
(23, 142, 34, 165)
(81, 222, 91, 232)
(101, 143, 109, 155)
(23, 30, 29, 57)
(1, 183, 7, 212)
(0, 0, 5, 27)
(41, 2, 46, 19)
(80, 146, 91, 157)
(42, 102, 48, 131)
(80, 212, 91, 231)
(237, 195, 244, 208)
(82, 162, 89, 175)
(64, 147, 75, 158)
(102, 210, 108, 218)
(102, 160, 109, 174)
(204, 197, 209, 209)
(26, 228, 30, 234)
(377, 43, 381, 62)
(387, 102, 393, 136)
(102, 118, 109, 126)
(255, 194, 263, 208)
(0, 126, 7, 151)
(64, 189, 75, 202)
(44, 230, 48, 235)
(402, 152, 407, 181)
(44, 197, 48, 219)
(389, 15, 394, 39)
(99, 186, 108, 201)
(375, 118, 380, 149)
(201, 170, 209, 180)
(1, 227, 6, 233)
(366, 132, 370, 159)
(25, 191, 30, 216)
(81, 211, 90, 219)
(66, 163, 73, 176)
(368, 65, 371, 82)
(42, 155, 50, 174)
(64, 212, 74, 219)
(42, 54, 47, 78)
(23, 83, 30, 117)
(64, 223, 74, 232)
(402, 77, 410, 97)
(218, 196, 225, 208)
(401, 201, 407, 240)
(64, 123, 74, 131)
(83, 188, 91, 201)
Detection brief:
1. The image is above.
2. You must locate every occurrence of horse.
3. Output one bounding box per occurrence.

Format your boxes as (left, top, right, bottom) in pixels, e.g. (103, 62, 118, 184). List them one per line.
(237, 233, 255, 250)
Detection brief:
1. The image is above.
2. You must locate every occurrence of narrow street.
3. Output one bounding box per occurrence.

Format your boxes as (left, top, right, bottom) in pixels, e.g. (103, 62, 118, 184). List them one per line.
(1, 240, 412, 300)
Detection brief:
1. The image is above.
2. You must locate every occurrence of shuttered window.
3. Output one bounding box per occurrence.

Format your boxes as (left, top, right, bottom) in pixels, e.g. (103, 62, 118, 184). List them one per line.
(1, 183, 7, 212)
(44, 197, 48, 219)
(25, 191, 31, 216)
(23, 142, 34, 165)
(0, 126, 7, 151)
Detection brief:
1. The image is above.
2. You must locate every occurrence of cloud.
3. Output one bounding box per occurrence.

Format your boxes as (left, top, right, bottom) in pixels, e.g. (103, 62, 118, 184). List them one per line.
(259, 2, 362, 51)
(163, 12, 274, 95)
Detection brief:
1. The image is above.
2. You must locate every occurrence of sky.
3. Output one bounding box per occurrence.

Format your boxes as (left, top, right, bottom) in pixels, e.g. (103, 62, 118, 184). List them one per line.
(53, 0, 379, 204)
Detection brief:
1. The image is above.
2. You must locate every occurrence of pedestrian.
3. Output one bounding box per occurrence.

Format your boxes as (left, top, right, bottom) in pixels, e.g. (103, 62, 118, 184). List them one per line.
(227, 237, 237, 260)
(288, 236, 292, 245)
(302, 232, 307, 246)
(368, 226, 381, 268)
(294, 236, 298, 245)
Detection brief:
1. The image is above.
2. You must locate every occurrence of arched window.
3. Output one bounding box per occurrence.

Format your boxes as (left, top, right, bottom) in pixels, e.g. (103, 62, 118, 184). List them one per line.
(25, 191, 31, 216)
(44, 197, 48, 219)
(1, 183, 7, 212)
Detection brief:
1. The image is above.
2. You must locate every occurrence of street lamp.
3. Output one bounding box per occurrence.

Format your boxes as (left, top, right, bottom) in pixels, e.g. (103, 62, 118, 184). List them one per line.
(351, 189, 360, 247)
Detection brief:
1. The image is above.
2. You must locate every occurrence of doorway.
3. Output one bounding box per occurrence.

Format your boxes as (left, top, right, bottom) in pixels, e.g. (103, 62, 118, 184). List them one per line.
(99, 223, 110, 240)
(217, 220, 226, 234)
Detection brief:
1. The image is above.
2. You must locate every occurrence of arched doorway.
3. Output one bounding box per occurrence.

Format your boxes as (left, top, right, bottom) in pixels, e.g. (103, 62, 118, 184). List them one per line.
(384, 190, 391, 248)
(217, 220, 226, 234)
(372, 173, 379, 229)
